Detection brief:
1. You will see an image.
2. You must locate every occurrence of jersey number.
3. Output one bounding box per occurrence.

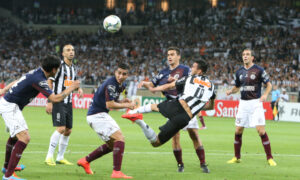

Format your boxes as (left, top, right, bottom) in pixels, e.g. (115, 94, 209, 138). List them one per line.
(194, 87, 204, 99)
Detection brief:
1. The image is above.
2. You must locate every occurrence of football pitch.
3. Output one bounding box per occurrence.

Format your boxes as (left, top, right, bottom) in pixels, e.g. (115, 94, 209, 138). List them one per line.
(0, 107, 299, 180)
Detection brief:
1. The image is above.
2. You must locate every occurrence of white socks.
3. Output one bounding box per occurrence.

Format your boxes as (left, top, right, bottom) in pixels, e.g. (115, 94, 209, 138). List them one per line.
(129, 104, 152, 114)
(46, 131, 61, 159)
(135, 119, 157, 143)
(56, 135, 70, 161)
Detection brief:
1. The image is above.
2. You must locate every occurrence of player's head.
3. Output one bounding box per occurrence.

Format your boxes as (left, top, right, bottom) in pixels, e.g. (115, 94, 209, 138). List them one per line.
(115, 63, 129, 84)
(42, 55, 61, 77)
(192, 59, 208, 75)
(62, 44, 75, 61)
(167, 47, 181, 67)
(242, 49, 255, 65)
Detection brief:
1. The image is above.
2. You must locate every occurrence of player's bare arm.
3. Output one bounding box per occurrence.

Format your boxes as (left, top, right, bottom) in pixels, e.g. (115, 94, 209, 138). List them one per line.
(226, 86, 240, 96)
(138, 81, 154, 89)
(48, 80, 80, 103)
(119, 98, 132, 103)
(260, 82, 272, 102)
(106, 100, 135, 110)
(78, 88, 84, 98)
(149, 81, 176, 93)
(203, 99, 215, 110)
(46, 79, 54, 114)
(0, 80, 17, 95)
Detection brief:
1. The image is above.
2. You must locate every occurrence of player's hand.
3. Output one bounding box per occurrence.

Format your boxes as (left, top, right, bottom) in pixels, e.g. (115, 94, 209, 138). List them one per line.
(226, 89, 232, 96)
(137, 81, 145, 89)
(71, 80, 81, 90)
(46, 102, 53, 114)
(127, 102, 136, 110)
(78, 88, 84, 98)
(260, 94, 267, 102)
(168, 76, 176, 82)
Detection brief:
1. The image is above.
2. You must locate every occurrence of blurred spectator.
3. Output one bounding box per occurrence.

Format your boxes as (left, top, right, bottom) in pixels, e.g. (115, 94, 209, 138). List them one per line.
(279, 88, 289, 102)
(0, 80, 5, 89)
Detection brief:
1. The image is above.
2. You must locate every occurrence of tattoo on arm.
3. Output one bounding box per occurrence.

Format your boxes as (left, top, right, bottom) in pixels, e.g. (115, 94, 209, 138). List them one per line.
(62, 93, 67, 99)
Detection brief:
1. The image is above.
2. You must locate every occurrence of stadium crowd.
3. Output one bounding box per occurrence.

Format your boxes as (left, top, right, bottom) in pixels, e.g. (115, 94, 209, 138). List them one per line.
(0, 6, 299, 93)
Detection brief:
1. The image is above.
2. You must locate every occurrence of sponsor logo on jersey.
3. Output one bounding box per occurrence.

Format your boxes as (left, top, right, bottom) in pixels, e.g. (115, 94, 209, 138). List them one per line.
(193, 78, 211, 88)
(240, 86, 255, 91)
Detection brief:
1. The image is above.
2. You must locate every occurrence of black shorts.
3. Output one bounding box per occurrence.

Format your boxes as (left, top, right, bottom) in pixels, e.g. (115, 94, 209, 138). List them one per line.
(52, 102, 73, 129)
(157, 99, 190, 144)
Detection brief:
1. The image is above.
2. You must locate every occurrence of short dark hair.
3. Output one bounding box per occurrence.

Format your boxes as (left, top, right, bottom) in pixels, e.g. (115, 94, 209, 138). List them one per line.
(194, 59, 208, 73)
(167, 47, 181, 55)
(243, 48, 255, 57)
(117, 63, 129, 70)
(42, 55, 61, 72)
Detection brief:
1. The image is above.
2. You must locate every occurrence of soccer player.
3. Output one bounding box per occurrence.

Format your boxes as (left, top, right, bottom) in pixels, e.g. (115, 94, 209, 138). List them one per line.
(0, 55, 80, 180)
(122, 60, 215, 171)
(226, 49, 277, 166)
(135, 47, 209, 173)
(45, 44, 83, 166)
(77, 63, 135, 179)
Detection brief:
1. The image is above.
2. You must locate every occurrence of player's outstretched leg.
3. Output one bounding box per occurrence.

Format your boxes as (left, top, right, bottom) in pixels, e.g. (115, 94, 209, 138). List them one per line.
(199, 116, 207, 130)
(260, 132, 276, 166)
(127, 104, 153, 114)
(77, 144, 112, 175)
(227, 134, 242, 164)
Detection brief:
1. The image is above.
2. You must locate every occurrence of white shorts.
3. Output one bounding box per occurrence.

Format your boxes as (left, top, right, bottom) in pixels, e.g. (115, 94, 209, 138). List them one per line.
(0, 98, 28, 137)
(235, 99, 265, 128)
(86, 112, 120, 142)
(182, 116, 199, 130)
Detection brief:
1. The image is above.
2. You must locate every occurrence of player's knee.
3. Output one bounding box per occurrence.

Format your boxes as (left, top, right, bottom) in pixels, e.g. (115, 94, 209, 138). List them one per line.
(56, 126, 66, 134)
(188, 130, 199, 140)
(64, 128, 72, 136)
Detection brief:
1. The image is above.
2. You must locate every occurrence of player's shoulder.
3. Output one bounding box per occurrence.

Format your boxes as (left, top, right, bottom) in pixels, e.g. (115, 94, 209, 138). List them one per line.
(159, 67, 169, 74)
(178, 64, 190, 70)
(253, 64, 265, 71)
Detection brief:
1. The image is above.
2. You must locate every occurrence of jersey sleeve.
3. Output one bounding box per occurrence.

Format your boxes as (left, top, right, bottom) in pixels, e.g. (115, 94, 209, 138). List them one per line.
(32, 80, 53, 98)
(105, 84, 117, 102)
(234, 71, 241, 87)
(175, 76, 188, 92)
(151, 73, 162, 87)
(261, 70, 270, 84)
(184, 67, 190, 76)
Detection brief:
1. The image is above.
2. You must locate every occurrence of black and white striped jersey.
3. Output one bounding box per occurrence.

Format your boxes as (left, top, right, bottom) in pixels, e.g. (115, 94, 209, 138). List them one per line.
(176, 75, 215, 117)
(49, 60, 77, 104)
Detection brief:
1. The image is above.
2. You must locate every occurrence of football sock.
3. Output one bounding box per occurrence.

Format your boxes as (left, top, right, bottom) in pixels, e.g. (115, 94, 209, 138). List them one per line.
(113, 141, 125, 171)
(5, 141, 27, 177)
(199, 116, 206, 127)
(86, 144, 112, 163)
(56, 135, 70, 161)
(173, 149, 183, 165)
(234, 134, 242, 159)
(260, 133, 273, 160)
(46, 130, 61, 159)
(135, 119, 157, 143)
(196, 146, 206, 165)
(129, 104, 152, 114)
(4, 137, 18, 169)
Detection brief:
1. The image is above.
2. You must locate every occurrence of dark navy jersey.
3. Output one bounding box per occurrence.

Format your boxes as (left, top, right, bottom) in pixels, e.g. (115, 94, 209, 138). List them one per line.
(234, 64, 270, 100)
(152, 64, 190, 99)
(87, 76, 126, 115)
(4, 68, 53, 110)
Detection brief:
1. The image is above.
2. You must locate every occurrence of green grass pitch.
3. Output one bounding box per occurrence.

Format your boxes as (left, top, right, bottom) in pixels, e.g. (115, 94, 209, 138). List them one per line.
(0, 107, 299, 180)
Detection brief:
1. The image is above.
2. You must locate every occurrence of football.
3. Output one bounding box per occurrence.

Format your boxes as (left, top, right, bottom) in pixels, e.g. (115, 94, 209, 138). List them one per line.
(103, 15, 122, 33)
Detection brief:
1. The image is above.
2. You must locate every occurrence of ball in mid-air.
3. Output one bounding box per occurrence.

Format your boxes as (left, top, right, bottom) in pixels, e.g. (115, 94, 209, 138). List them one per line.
(103, 15, 122, 33)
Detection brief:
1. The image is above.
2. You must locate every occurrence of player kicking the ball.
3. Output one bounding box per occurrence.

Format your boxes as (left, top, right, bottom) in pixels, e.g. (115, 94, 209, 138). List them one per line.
(121, 60, 215, 171)
(77, 63, 134, 179)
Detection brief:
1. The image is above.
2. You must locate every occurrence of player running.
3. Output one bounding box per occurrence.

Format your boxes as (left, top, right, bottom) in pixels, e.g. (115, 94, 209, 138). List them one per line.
(77, 63, 134, 179)
(0, 55, 80, 180)
(226, 49, 277, 166)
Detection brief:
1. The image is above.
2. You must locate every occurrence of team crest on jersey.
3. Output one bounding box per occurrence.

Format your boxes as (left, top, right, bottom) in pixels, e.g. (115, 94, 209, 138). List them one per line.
(250, 73, 256, 80)
(239, 75, 243, 81)
(107, 85, 116, 93)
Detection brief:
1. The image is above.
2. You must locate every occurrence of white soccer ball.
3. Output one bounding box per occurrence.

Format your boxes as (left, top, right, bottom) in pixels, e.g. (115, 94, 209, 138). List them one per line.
(103, 15, 122, 33)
